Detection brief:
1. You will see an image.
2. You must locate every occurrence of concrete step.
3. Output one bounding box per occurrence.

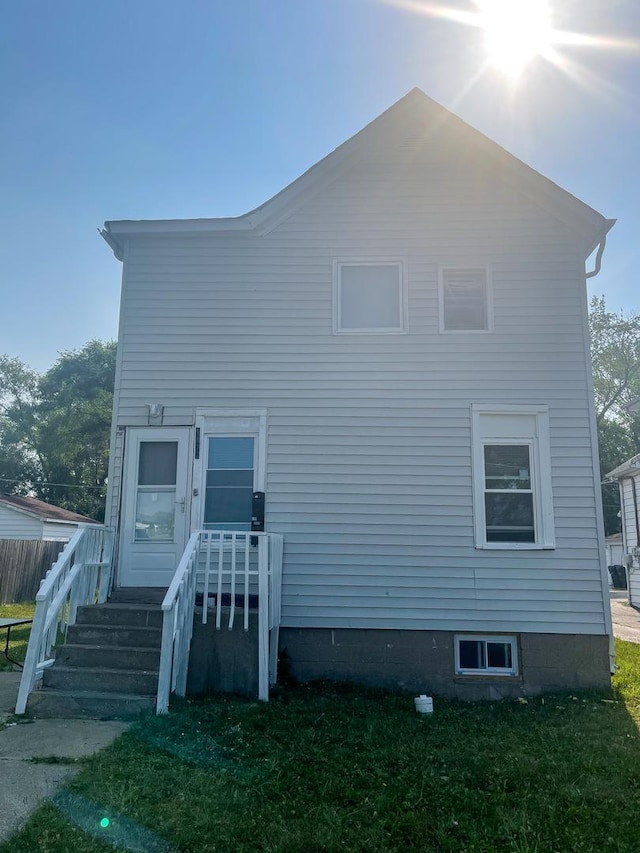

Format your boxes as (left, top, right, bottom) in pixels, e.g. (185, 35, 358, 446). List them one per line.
(27, 687, 156, 719)
(55, 644, 161, 671)
(66, 624, 162, 649)
(109, 587, 167, 605)
(76, 604, 163, 629)
(43, 665, 158, 695)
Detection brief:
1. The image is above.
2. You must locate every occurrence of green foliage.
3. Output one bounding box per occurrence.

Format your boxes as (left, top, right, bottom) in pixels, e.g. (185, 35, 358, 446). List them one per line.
(590, 296, 640, 535)
(590, 295, 640, 426)
(5, 647, 640, 852)
(0, 603, 34, 672)
(0, 341, 116, 520)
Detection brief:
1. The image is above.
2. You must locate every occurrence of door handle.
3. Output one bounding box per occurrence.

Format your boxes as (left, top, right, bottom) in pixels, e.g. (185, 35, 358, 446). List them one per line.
(176, 497, 185, 513)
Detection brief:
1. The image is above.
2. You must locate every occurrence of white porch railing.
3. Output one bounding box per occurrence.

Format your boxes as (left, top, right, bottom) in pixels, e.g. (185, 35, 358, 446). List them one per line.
(156, 530, 284, 715)
(15, 524, 115, 715)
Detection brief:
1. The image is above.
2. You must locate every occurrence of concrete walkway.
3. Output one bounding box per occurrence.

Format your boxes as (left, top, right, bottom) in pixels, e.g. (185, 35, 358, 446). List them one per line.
(0, 672, 129, 843)
(610, 589, 640, 643)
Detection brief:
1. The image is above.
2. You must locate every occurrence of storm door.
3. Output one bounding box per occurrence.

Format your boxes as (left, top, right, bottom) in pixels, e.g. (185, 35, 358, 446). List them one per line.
(119, 427, 190, 587)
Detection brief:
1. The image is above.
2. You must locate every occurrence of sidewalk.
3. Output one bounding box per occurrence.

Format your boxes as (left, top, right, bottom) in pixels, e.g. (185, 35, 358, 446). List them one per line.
(0, 672, 129, 843)
(610, 589, 640, 643)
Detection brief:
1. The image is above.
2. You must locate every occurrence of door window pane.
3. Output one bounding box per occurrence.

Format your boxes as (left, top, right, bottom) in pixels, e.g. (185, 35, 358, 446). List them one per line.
(204, 489, 254, 526)
(208, 437, 254, 469)
(135, 491, 176, 541)
(206, 469, 254, 488)
(204, 437, 255, 530)
(138, 442, 178, 486)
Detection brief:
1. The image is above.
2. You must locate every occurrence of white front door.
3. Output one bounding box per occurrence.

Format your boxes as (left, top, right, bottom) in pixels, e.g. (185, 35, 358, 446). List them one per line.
(191, 412, 266, 531)
(119, 427, 190, 587)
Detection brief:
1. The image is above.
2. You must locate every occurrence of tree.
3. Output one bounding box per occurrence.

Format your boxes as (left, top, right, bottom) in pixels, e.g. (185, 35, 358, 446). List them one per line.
(589, 296, 640, 536)
(589, 295, 640, 426)
(0, 341, 116, 520)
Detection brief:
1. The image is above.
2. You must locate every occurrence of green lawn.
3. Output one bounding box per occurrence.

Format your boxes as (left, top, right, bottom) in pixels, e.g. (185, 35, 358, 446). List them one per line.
(4, 640, 640, 852)
(0, 603, 34, 672)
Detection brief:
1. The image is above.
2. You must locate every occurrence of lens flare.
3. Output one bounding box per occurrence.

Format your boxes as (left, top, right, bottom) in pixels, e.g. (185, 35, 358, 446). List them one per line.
(477, 0, 553, 76)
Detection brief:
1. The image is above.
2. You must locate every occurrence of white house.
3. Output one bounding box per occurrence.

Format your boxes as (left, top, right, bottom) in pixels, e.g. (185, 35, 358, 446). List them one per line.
(605, 454, 640, 603)
(97, 89, 614, 699)
(0, 495, 97, 542)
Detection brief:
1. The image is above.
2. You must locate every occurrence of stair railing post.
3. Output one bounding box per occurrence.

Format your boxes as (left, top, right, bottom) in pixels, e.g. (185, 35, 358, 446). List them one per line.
(257, 534, 269, 701)
(157, 606, 175, 714)
(15, 591, 50, 715)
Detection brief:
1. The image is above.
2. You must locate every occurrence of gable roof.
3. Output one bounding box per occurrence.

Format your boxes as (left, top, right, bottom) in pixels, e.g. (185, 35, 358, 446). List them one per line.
(605, 454, 640, 481)
(101, 88, 614, 259)
(0, 495, 97, 525)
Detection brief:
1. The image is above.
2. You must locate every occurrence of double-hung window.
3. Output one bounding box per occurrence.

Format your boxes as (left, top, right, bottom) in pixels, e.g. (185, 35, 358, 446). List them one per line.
(333, 261, 407, 334)
(472, 406, 555, 549)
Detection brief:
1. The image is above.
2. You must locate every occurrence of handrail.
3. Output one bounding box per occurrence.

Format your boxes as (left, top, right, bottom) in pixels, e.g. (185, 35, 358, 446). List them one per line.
(15, 524, 115, 715)
(156, 530, 284, 714)
(156, 531, 201, 714)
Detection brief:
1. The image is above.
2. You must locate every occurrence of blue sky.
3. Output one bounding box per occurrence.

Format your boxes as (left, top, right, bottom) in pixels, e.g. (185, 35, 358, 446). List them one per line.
(1, 0, 638, 371)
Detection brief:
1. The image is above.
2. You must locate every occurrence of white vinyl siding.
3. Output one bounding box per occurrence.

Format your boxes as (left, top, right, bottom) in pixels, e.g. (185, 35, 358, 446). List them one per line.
(108, 129, 607, 637)
(0, 504, 43, 540)
(41, 522, 79, 542)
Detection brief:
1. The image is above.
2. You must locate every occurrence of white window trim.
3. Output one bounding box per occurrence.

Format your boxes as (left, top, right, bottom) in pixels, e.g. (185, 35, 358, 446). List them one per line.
(454, 634, 519, 677)
(471, 404, 555, 550)
(438, 265, 493, 333)
(333, 259, 408, 335)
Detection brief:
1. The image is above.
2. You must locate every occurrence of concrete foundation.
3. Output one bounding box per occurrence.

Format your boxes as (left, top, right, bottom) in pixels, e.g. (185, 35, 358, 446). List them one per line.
(186, 616, 611, 700)
(278, 628, 611, 700)
(187, 608, 259, 697)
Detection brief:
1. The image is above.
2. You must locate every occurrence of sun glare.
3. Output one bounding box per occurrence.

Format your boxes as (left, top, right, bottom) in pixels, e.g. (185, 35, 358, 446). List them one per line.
(477, 0, 553, 76)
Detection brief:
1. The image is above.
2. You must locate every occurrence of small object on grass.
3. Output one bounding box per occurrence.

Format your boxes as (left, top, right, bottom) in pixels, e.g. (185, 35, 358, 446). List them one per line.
(414, 695, 433, 714)
(100, 818, 110, 829)
(515, 697, 528, 704)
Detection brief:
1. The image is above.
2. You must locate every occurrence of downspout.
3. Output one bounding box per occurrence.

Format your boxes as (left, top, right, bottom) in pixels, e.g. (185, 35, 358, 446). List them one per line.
(583, 222, 616, 672)
(585, 235, 608, 279)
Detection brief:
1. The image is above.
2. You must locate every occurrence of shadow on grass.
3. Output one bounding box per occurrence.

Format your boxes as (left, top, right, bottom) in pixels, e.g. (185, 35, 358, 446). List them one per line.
(3, 641, 640, 852)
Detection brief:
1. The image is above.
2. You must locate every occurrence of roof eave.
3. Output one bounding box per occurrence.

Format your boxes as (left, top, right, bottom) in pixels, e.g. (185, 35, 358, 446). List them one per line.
(605, 454, 640, 481)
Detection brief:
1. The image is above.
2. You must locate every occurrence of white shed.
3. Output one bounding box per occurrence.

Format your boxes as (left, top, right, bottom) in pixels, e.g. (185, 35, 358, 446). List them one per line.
(0, 495, 97, 542)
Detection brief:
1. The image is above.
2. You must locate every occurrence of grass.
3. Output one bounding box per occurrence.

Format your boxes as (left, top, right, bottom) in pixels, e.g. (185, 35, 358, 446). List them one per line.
(4, 640, 640, 852)
(0, 603, 34, 672)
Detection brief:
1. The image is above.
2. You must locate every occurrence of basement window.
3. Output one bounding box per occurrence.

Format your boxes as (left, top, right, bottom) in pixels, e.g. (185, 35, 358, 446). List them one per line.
(455, 635, 518, 676)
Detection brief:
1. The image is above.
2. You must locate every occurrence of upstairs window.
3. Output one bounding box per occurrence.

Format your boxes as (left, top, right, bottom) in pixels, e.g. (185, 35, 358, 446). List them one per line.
(440, 268, 491, 331)
(472, 406, 555, 549)
(334, 261, 406, 334)
(483, 443, 535, 543)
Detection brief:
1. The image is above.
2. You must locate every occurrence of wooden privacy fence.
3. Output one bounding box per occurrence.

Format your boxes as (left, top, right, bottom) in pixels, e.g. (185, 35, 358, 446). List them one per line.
(0, 539, 66, 604)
